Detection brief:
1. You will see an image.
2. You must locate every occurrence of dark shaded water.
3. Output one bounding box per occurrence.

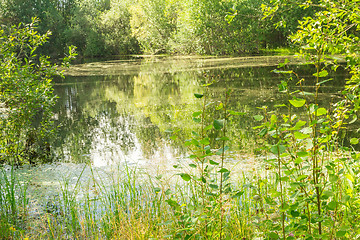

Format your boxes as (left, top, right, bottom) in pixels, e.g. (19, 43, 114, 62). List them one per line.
(52, 56, 349, 166)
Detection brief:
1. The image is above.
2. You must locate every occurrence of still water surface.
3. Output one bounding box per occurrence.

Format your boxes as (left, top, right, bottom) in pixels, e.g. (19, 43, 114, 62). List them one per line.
(52, 55, 348, 168)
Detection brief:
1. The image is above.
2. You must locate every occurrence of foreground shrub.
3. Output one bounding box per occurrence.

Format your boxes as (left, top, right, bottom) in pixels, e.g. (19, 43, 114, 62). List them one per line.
(0, 18, 76, 165)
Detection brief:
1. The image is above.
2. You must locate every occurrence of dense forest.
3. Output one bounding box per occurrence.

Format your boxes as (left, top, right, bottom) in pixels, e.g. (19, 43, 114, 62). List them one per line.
(0, 0, 317, 57)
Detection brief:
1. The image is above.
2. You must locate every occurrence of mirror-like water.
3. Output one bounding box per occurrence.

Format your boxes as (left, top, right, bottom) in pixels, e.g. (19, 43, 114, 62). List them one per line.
(52, 56, 348, 167)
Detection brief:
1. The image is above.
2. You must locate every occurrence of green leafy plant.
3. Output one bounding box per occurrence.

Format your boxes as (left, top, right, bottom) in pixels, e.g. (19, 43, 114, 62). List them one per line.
(253, 1, 360, 238)
(167, 84, 247, 239)
(0, 18, 76, 165)
(0, 166, 29, 239)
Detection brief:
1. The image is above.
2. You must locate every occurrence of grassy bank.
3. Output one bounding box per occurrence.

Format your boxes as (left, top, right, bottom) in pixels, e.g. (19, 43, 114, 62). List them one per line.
(0, 164, 258, 239)
(1, 146, 360, 240)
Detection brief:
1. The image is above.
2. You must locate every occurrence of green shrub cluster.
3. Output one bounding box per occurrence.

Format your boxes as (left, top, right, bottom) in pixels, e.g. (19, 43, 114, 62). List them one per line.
(0, 19, 76, 165)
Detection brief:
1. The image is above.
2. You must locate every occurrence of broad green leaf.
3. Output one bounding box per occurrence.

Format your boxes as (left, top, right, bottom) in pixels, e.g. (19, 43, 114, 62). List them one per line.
(345, 174, 354, 183)
(277, 58, 289, 68)
(158, 220, 172, 226)
(201, 176, 206, 183)
(200, 138, 210, 145)
(313, 70, 328, 78)
(268, 232, 279, 239)
(258, 128, 267, 137)
(204, 124, 213, 131)
(315, 108, 327, 116)
(280, 202, 289, 210)
(179, 173, 191, 181)
(294, 131, 310, 139)
(336, 230, 347, 237)
(194, 93, 203, 98)
(296, 151, 309, 157)
(270, 145, 286, 155)
(232, 191, 244, 198)
(309, 104, 318, 114)
(253, 195, 261, 201)
(209, 160, 219, 165)
(329, 174, 339, 183)
(289, 120, 306, 130)
(278, 80, 288, 92)
(280, 176, 289, 182)
(294, 157, 303, 164)
(192, 131, 199, 136)
(298, 91, 314, 96)
(327, 201, 337, 210)
(209, 184, 219, 189)
(192, 111, 202, 117)
(219, 168, 229, 173)
(202, 82, 213, 87)
(350, 138, 359, 145)
(253, 115, 264, 121)
(296, 175, 307, 181)
(165, 199, 179, 208)
(270, 114, 277, 124)
(217, 136, 229, 141)
(289, 99, 306, 108)
(189, 164, 197, 168)
(322, 191, 334, 198)
(193, 117, 201, 123)
(349, 115, 357, 124)
(184, 140, 192, 146)
(191, 139, 199, 145)
(213, 119, 224, 129)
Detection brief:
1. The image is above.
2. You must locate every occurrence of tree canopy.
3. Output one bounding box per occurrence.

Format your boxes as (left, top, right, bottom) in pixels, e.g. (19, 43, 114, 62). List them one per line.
(0, 0, 318, 57)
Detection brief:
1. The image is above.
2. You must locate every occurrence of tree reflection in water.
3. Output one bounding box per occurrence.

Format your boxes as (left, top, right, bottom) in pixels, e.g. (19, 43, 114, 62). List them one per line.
(52, 56, 348, 166)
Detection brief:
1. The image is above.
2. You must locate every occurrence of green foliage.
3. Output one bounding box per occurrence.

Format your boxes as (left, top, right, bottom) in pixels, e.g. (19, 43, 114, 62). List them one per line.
(253, 0, 360, 238)
(63, 0, 105, 57)
(166, 87, 249, 239)
(261, 0, 319, 48)
(0, 0, 309, 57)
(169, 0, 273, 55)
(0, 19, 76, 165)
(129, 0, 177, 54)
(0, 166, 29, 239)
(100, 0, 139, 55)
(0, 0, 70, 57)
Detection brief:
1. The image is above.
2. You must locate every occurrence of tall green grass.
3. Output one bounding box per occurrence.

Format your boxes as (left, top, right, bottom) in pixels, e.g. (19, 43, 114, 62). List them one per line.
(2, 151, 360, 239)
(0, 163, 263, 239)
(0, 165, 29, 239)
